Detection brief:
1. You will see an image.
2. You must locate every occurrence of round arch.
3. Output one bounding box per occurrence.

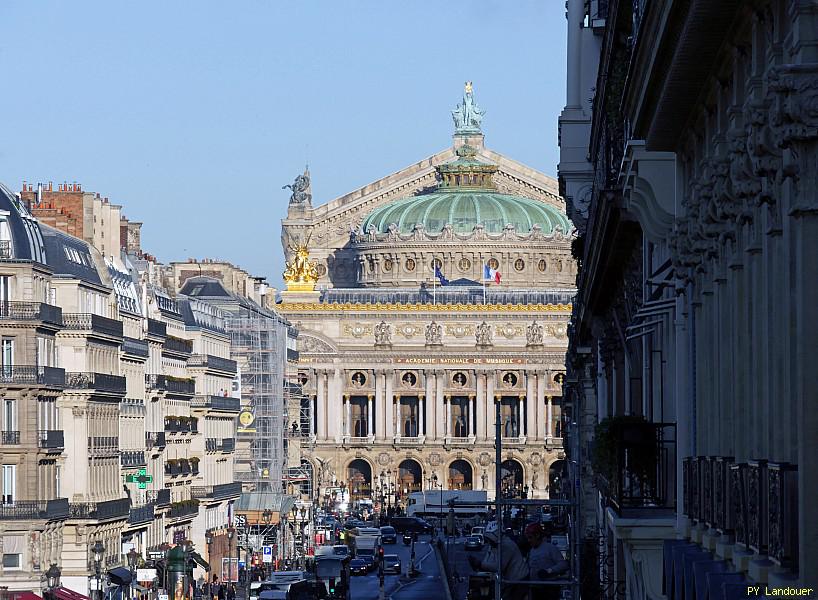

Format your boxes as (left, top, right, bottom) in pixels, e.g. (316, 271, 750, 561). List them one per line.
(448, 459, 473, 490)
(547, 459, 567, 498)
(397, 459, 423, 497)
(500, 459, 525, 499)
(347, 458, 373, 500)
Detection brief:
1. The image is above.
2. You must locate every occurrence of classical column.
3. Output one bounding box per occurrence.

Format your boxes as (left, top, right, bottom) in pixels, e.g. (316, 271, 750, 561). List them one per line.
(418, 394, 425, 437)
(435, 370, 446, 440)
(546, 395, 553, 440)
(486, 372, 496, 439)
(329, 369, 343, 442)
(536, 370, 546, 440)
(385, 371, 394, 440)
(476, 372, 486, 441)
(367, 395, 374, 437)
(375, 372, 385, 441)
(469, 395, 475, 437)
(525, 371, 537, 440)
(444, 395, 451, 437)
(344, 394, 351, 438)
(424, 371, 436, 438)
(310, 395, 316, 437)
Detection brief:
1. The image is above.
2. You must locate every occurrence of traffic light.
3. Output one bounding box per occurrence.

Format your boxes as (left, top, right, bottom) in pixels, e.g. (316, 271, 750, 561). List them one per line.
(378, 546, 384, 561)
(329, 577, 335, 594)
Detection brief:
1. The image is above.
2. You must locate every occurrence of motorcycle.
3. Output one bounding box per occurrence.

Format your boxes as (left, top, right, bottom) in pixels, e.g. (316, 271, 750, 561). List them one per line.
(402, 533, 412, 546)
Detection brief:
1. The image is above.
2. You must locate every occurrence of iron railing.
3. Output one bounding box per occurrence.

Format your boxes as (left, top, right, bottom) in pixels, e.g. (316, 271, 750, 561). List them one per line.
(1, 431, 20, 445)
(145, 431, 166, 449)
(69, 497, 130, 520)
(146, 488, 171, 506)
(190, 482, 242, 500)
(37, 429, 64, 449)
(128, 502, 155, 525)
(147, 318, 167, 338)
(191, 395, 240, 412)
(167, 500, 199, 519)
(163, 336, 193, 355)
(122, 336, 149, 358)
(597, 422, 676, 513)
(0, 498, 69, 520)
(121, 451, 147, 468)
(66, 372, 126, 394)
(62, 313, 123, 338)
(188, 354, 238, 373)
(0, 365, 65, 387)
(146, 374, 195, 395)
(163, 417, 198, 433)
(0, 301, 63, 326)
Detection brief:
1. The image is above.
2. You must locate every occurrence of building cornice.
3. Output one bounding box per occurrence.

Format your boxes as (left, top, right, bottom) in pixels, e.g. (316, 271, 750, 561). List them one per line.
(278, 302, 572, 314)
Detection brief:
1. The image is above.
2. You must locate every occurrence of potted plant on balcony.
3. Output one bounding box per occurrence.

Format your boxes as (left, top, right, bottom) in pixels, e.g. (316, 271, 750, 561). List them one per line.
(591, 415, 658, 504)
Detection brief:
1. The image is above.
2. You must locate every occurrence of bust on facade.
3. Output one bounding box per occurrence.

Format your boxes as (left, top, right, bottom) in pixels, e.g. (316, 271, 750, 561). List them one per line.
(526, 320, 544, 347)
(425, 320, 443, 346)
(475, 320, 492, 347)
(374, 320, 392, 348)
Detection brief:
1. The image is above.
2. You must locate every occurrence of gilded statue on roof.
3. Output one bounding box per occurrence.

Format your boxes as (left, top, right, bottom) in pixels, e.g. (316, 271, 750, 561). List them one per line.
(283, 243, 319, 291)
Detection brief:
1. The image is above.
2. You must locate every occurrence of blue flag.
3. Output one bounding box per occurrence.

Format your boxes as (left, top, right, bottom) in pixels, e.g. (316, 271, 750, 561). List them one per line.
(434, 266, 449, 286)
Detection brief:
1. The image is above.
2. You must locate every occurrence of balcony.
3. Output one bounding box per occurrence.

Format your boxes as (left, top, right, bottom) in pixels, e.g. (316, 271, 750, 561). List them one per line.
(121, 450, 147, 468)
(122, 336, 149, 358)
(191, 482, 242, 501)
(62, 313, 123, 338)
(221, 438, 235, 453)
(163, 416, 198, 434)
(87, 436, 119, 455)
(1, 431, 20, 445)
(145, 431, 166, 450)
(393, 435, 425, 447)
(167, 500, 199, 520)
(0, 498, 69, 520)
(128, 502, 155, 526)
(66, 372, 127, 395)
(146, 374, 195, 396)
(191, 395, 241, 413)
(188, 354, 238, 374)
(146, 488, 171, 506)
(0, 365, 65, 388)
(0, 301, 63, 326)
(147, 318, 167, 338)
(37, 430, 64, 450)
(444, 435, 475, 448)
(69, 497, 130, 521)
(594, 420, 676, 515)
(163, 335, 193, 356)
(344, 435, 374, 446)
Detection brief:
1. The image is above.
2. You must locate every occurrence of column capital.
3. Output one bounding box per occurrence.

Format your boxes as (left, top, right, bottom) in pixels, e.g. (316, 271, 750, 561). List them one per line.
(469, 394, 475, 400)
(343, 394, 349, 401)
(367, 394, 374, 401)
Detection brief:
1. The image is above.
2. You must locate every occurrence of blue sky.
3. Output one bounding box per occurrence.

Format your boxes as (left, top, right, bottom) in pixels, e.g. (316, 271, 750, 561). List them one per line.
(0, 1, 567, 284)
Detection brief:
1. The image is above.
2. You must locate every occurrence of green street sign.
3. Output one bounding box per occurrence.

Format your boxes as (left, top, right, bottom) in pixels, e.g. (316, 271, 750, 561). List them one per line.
(126, 468, 153, 489)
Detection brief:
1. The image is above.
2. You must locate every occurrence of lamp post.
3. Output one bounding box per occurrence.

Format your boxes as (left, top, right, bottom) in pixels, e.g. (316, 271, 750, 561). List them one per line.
(44, 563, 61, 600)
(205, 532, 214, 591)
(91, 540, 105, 600)
(127, 549, 139, 600)
(227, 527, 236, 587)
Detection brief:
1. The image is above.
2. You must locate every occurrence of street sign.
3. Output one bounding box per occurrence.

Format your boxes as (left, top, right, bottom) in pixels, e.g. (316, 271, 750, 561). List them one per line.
(159, 594, 169, 600)
(147, 550, 164, 559)
(137, 568, 157, 582)
(262, 546, 273, 564)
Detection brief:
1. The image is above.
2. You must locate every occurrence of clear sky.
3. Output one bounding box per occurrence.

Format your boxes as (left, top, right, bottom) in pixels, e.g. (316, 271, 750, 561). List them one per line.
(0, 1, 567, 285)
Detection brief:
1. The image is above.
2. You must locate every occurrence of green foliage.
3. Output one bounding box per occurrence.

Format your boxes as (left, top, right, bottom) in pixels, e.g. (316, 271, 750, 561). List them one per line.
(591, 415, 657, 484)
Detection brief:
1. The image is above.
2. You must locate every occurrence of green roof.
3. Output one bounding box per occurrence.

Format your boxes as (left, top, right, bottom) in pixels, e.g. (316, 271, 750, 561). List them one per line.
(362, 190, 570, 235)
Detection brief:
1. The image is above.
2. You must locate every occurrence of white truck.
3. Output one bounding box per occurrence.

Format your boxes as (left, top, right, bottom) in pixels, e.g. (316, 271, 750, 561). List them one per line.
(406, 490, 488, 518)
(350, 532, 380, 560)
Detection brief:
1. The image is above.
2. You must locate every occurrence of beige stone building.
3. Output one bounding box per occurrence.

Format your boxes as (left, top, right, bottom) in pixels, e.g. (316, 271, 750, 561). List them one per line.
(279, 88, 575, 504)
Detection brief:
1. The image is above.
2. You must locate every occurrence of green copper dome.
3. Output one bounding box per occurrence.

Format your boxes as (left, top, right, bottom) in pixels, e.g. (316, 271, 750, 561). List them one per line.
(362, 146, 569, 235)
(362, 191, 570, 235)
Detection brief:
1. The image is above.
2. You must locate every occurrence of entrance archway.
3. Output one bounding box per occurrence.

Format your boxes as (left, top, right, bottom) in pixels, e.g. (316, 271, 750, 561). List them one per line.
(500, 459, 525, 498)
(397, 459, 423, 499)
(347, 459, 372, 500)
(448, 460, 473, 490)
(548, 460, 566, 497)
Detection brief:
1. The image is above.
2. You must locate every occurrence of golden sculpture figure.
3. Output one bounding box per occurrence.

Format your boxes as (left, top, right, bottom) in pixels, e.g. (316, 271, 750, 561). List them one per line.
(283, 243, 319, 291)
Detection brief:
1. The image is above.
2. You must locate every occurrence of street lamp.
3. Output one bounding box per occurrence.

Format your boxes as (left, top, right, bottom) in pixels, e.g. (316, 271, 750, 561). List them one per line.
(227, 527, 236, 586)
(127, 548, 139, 600)
(44, 563, 61, 600)
(91, 540, 105, 600)
(205, 532, 213, 588)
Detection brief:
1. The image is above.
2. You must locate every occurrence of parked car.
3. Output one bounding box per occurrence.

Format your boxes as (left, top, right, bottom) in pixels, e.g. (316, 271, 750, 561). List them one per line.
(350, 558, 369, 576)
(464, 535, 484, 551)
(379, 526, 397, 544)
(383, 554, 401, 574)
(359, 554, 377, 572)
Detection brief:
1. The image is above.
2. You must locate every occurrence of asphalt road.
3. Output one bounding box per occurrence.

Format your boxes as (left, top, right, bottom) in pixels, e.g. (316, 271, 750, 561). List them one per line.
(350, 536, 441, 600)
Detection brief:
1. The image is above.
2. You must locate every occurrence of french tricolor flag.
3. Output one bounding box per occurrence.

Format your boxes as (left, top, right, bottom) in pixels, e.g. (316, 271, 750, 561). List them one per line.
(483, 263, 501, 284)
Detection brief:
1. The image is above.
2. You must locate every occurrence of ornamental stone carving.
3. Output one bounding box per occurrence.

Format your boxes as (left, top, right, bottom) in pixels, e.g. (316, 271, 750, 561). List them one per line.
(475, 321, 492, 347)
(396, 323, 422, 338)
(344, 323, 373, 338)
(298, 335, 335, 354)
(526, 321, 544, 347)
(425, 321, 443, 346)
(445, 323, 474, 338)
(374, 321, 392, 347)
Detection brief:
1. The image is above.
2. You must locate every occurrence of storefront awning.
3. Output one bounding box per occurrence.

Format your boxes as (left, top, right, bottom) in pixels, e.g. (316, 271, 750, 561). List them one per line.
(8, 592, 42, 600)
(53, 587, 90, 600)
(189, 552, 210, 571)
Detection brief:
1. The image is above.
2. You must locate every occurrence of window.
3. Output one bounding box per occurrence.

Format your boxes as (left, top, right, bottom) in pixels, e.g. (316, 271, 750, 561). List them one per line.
(351, 398, 368, 437)
(0, 276, 9, 305)
(1, 338, 12, 375)
(2, 464, 16, 504)
(2, 554, 20, 569)
(4, 399, 15, 432)
(399, 398, 419, 437)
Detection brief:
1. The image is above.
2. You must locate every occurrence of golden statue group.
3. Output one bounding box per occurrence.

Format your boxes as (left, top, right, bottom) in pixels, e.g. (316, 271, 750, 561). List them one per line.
(283, 243, 319, 291)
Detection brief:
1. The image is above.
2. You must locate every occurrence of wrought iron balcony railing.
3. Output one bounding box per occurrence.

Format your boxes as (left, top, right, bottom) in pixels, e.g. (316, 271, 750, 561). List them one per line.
(188, 354, 237, 373)
(167, 500, 199, 519)
(37, 429, 64, 450)
(121, 450, 147, 468)
(163, 336, 193, 355)
(146, 488, 171, 506)
(0, 498, 69, 520)
(191, 395, 240, 413)
(146, 374, 195, 396)
(122, 336, 149, 358)
(69, 497, 130, 520)
(596, 421, 676, 514)
(0, 365, 65, 388)
(66, 372, 126, 394)
(0, 301, 63, 326)
(128, 502, 155, 525)
(147, 318, 167, 338)
(1, 431, 20, 445)
(145, 431, 166, 449)
(190, 482, 242, 501)
(62, 313, 123, 338)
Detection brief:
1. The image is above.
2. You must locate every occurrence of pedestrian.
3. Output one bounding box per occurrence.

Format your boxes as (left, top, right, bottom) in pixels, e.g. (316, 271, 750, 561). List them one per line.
(226, 584, 236, 600)
(467, 521, 529, 600)
(524, 523, 569, 600)
(210, 575, 221, 600)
